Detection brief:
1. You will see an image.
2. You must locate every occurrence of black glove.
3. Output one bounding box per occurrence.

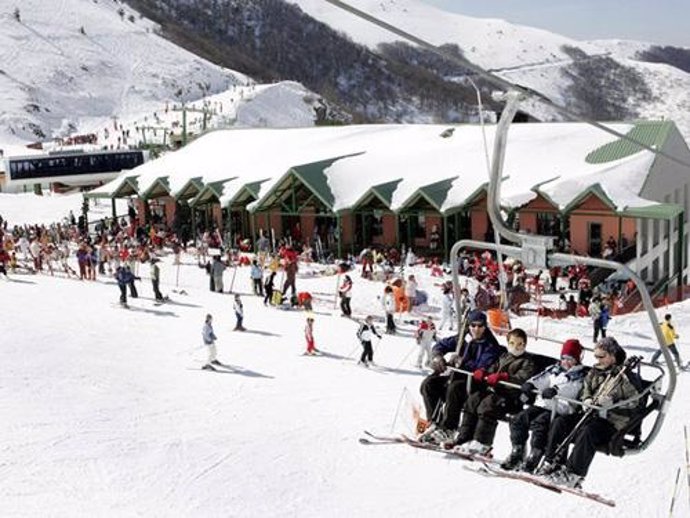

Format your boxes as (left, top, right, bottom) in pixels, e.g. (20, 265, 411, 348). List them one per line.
(519, 382, 536, 404)
(541, 387, 558, 400)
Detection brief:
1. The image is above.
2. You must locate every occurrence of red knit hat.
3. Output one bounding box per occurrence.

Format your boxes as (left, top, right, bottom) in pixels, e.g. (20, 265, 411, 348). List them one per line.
(561, 339, 582, 361)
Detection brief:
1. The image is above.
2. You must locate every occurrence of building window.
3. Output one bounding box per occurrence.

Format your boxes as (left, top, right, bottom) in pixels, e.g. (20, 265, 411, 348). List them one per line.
(652, 258, 659, 282)
(640, 219, 648, 255)
(641, 267, 648, 281)
(536, 212, 560, 236)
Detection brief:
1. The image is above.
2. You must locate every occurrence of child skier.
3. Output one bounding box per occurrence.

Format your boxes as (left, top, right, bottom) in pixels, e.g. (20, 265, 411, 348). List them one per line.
(233, 293, 245, 331)
(415, 316, 437, 369)
(202, 313, 221, 370)
(304, 316, 320, 355)
(357, 315, 382, 367)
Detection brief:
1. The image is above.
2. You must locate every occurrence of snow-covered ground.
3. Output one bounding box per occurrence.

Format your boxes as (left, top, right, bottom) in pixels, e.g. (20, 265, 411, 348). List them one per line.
(1, 202, 689, 517)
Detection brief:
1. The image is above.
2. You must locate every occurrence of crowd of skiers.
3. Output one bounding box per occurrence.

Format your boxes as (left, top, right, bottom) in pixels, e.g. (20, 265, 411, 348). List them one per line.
(415, 308, 652, 489)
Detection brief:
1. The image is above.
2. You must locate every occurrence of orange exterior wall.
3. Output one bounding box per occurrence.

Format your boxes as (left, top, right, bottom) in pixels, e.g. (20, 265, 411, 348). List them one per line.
(517, 194, 559, 234)
(567, 194, 619, 255)
(470, 194, 489, 241)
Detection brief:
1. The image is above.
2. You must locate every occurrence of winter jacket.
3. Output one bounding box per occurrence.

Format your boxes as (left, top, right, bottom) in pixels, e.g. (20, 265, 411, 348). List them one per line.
(339, 278, 353, 299)
(660, 321, 678, 346)
(581, 365, 639, 430)
(486, 352, 538, 389)
(234, 300, 244, 317)
(528, 364, 587, 415)
(211, 259, 226, 278)
(416, 321, 437, 347)
(441, 293, 455, 316)
(357, 322, 381, 343)
(250, 264, 263, 280)
(202, 322, 217, 345)
(383, 292, 395, 314)
(115, 267, 134, 287)
(431, 329, 502, 372)
(598, 306, 611, 328)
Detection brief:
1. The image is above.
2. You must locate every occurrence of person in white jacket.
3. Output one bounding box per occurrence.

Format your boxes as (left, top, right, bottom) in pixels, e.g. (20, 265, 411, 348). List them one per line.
(357, 315, 382, 367)
(415, 316, 437, 368)
(501, 339, 586, 473)
(382, 286, 396, 334)
(202, 314, 221, 370)
(438, 285, 455, 331)
(233, 294, 245, 331)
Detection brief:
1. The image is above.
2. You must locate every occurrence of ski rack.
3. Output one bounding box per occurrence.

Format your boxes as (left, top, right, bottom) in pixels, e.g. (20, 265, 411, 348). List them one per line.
(449, 91, 676, 455)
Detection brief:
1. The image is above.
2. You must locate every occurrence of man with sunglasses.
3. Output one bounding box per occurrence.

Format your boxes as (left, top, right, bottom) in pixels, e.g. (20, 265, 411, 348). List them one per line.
(544, 337, 638, 488)
(419, 310, 502, 444)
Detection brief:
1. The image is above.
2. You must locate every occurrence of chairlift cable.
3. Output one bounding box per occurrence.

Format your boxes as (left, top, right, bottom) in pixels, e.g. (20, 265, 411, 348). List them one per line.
(322, 0, 690, 171)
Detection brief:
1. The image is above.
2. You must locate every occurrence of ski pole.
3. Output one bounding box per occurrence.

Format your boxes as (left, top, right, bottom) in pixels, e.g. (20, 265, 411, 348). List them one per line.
(395, 343, 417, 370)
(668, 466, 681, 517)
(684, 425, 690, 510)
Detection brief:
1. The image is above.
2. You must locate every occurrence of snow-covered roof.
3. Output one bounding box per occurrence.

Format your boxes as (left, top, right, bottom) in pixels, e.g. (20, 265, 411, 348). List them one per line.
(88, 121, 683, 215)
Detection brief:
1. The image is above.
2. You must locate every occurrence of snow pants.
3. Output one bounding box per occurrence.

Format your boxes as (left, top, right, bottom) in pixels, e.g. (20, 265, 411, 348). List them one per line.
(438, 311, 454, 331)
(509, 406, 552, 450)
(360, 340, 373, 364)
(566, 417, 616, 477)
(206, 343, 217, 365)
(457, 391, 507, 446)
(651, 344, 683, 367)
(416, 341, 432, 368)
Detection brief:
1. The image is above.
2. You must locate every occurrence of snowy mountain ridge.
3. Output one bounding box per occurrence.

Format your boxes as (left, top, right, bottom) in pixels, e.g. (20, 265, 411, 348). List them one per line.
(0, 0, 325, 148)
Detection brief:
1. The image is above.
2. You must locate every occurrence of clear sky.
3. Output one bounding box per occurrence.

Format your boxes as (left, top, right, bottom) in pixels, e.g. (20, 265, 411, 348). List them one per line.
(421, 0, 690, 48)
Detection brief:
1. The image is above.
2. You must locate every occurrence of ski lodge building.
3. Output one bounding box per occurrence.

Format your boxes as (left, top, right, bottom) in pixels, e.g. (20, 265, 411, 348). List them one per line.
(86, 121, 690, 289)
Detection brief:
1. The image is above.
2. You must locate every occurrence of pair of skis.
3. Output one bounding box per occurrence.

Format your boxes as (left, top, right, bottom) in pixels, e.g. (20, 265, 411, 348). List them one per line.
(359, 431, 615, 507)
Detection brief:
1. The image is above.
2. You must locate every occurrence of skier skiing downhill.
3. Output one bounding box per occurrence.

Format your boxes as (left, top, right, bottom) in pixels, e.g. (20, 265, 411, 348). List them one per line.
(357, 315, 382, 367)
(202, 314, 221, 370)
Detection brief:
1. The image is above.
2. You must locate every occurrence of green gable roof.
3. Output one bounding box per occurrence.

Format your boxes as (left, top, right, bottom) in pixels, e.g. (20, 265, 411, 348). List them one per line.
(174, 176, 204, 200)
(289, 156, 353, 209)
(586, 121, 673, 164)
(191, 178, 235, 206)
(111, 176, 140, 198)
(227, 179, 269, 208)
(141, 176, 171, 200)
(400, 176, 457, 212)
(372, 179, 402, 207)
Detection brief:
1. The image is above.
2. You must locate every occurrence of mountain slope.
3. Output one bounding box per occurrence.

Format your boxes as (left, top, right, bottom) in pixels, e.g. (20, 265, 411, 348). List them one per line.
(290, 0, 690, 139)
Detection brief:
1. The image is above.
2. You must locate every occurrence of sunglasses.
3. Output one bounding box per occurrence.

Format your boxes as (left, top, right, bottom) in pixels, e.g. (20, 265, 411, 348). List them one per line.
(469, 323, 486, 328)
(594, 353, 608, 359)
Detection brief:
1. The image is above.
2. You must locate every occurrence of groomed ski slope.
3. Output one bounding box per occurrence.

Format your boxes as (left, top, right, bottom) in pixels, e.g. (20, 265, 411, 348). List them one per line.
(2, 250, 689, 517)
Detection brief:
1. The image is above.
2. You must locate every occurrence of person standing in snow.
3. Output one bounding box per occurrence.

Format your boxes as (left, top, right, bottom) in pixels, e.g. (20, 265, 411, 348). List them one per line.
(211, 255, 226, 293)
(501, 339, 586, 472)
(438, 284, 456, 331)
(339, 274, 353, 317)
(250, 259, 264, 296)
(202, 313, 221, 370)
(263, 270, 276, 306)
(150, 258, 164, 302)
(115, 265, 134, 307)
(651, 313, 684, 369)
(304, 316, 319, 355)
(382, 285, 396, 334)
(357, 315, 382, 367)
(233, 293, 245, 331)
(415, 316, 437, 369)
